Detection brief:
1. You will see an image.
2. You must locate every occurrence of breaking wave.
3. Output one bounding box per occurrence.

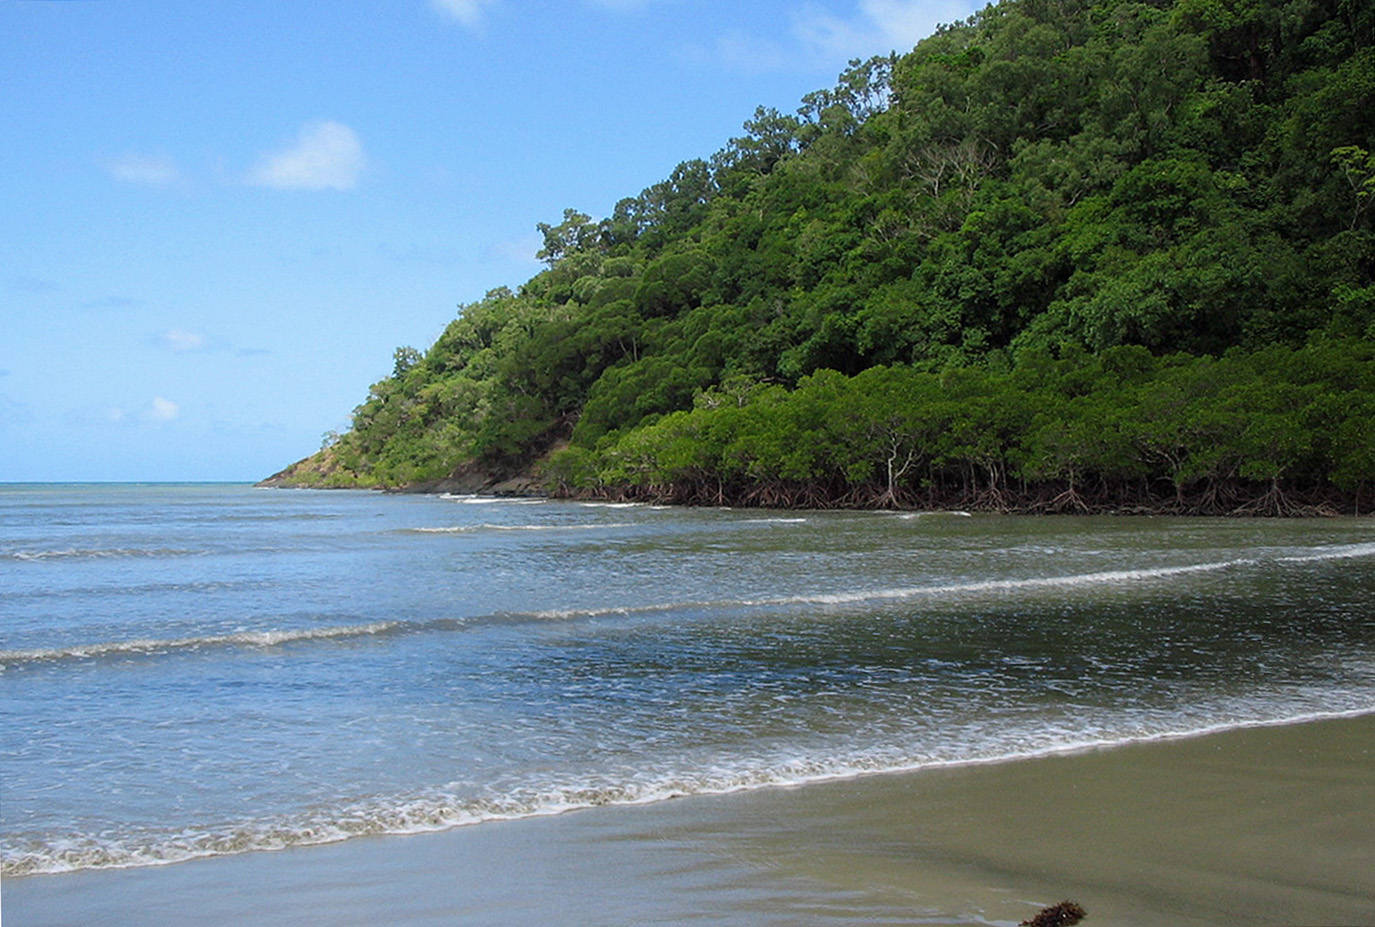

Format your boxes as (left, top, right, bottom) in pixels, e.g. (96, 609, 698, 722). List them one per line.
(1276, 541, 1375, 563)
(0, 623, 402, 666)
(1, 547, 203, 562)
(408, 522, 637, 534)
(438, 495, 546, 505)
(7, 541, 1370, 669)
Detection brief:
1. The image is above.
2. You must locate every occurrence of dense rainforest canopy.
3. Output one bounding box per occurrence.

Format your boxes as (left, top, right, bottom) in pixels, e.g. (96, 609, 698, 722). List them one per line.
(268, 0, 1375, 514)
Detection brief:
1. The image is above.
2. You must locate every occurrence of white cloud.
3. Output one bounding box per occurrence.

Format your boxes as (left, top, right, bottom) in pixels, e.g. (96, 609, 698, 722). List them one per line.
(64, 397, 182, 427)
(247, 121, 366, 191)
(64, 404, 131, 427)
(702, 0, 976, 74)
(105, 152, 183, 186)
(865, 0, 970, 46)
(792, 4, 864, 61)
(160, 329, 210, 353)
(146, 397, 181, 422)
(429, 0, 497, 27)
(796, 0, 976, 61)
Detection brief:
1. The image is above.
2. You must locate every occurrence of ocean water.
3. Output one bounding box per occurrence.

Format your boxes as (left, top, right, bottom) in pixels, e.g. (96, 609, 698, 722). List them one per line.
(3, 483, 1374, 878)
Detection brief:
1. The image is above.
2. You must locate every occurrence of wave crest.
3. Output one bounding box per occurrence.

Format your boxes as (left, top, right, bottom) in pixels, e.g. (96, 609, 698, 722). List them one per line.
(408, 522, 636, 534)
(7, 541, 1369, 668)
(1, 547, 202, 562)
(0, 623, 401, 666)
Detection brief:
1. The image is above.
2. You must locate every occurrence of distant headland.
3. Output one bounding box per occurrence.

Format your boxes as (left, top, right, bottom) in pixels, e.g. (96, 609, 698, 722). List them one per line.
(266, 0, 1375, 516)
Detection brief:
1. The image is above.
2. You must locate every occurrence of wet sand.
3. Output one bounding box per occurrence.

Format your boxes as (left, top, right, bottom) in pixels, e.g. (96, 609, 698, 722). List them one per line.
(6, 713, 1373, 926)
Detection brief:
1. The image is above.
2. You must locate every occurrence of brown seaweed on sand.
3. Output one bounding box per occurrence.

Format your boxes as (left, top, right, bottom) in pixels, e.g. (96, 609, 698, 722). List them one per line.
(1020, 900, 1087, 927)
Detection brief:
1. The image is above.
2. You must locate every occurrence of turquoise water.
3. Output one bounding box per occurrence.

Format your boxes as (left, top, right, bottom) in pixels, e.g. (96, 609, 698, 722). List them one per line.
(3, 483, 1373, 876)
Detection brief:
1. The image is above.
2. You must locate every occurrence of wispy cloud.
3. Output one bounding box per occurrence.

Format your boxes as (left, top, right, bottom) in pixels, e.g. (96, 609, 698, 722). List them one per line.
(159, 328, 211, 353)
(796, 0, 973, 60)
(65, 396, 183, 428)
(697, 0, 975, 74)
(152, 328, 270, 357)
(65, 404, 133, 428)
(146, 396, 181, 422)
(104, 152, 184, 187)
(247, 121, 366, 191)
(429, 0, 498, 28)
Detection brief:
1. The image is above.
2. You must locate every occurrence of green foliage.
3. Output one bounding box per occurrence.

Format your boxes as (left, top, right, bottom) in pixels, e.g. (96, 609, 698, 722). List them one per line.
(561, 340, 1374, 511)
(287, 0, 1375, 508)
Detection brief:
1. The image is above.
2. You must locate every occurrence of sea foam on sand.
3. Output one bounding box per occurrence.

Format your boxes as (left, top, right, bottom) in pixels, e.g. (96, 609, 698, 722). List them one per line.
(6, 713, 1374, 927)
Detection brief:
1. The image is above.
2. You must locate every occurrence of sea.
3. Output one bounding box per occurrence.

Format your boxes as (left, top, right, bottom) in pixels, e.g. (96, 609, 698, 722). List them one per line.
(3, 482, 1374, 879)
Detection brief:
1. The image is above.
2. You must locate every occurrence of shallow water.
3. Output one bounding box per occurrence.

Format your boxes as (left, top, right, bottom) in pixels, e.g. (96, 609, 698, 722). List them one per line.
(6, 713, 1373, 926)
(2, 484, 1373, 877)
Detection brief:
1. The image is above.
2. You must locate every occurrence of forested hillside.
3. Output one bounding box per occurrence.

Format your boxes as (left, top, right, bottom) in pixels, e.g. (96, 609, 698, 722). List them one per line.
(267, 0, 1375, 514)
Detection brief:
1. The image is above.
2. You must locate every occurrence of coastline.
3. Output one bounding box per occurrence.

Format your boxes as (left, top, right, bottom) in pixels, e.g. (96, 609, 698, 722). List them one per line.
(8, 712, 1373, 927)
(257, 458, 1371, 517)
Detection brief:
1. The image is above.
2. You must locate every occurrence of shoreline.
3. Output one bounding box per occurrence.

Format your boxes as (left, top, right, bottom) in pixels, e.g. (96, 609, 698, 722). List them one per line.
(7, 711, 1373, 926)
(257, 469, 1372, 517)
(8, 707, 1372, 880)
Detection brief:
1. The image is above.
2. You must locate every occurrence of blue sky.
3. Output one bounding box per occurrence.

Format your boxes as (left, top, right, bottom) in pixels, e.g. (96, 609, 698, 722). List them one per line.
(1, 0, 979, 482)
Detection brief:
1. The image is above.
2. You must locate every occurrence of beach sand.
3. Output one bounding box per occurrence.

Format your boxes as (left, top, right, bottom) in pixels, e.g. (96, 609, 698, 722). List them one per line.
(6, 713, 1373, 926)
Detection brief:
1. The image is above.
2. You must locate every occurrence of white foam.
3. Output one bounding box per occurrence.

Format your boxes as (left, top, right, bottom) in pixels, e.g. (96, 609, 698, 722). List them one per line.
(439, 494, 546, 505)
(410, 522, 636, 534)
(0, 622, 401, 666)
(883, 510, 973, 519)
(10, 545, 1355, 668)
(2, 547, 201, 562)
(7, 704, 1372, 878)
(732, 558, 1258, 609)
(1276, 540, 1375, 563)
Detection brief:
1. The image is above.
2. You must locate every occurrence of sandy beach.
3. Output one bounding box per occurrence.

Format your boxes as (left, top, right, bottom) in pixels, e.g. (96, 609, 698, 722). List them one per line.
(6, 712, 1373, 927)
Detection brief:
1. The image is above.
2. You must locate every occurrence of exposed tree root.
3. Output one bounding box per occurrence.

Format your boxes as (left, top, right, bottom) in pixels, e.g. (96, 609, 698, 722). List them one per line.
(1041, 486, 1092, 513)
(554, 476, 1361, 517)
